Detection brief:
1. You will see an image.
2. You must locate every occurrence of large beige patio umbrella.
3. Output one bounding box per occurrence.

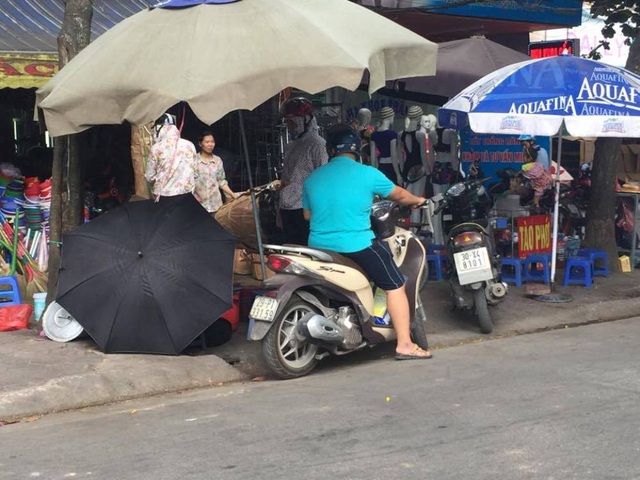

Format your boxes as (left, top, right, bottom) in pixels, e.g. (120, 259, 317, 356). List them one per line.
(36, 0, 438, 136)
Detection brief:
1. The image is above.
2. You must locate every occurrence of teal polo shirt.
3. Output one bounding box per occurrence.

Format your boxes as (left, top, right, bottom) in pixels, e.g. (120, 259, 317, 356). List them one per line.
(302, 156, 395, 253)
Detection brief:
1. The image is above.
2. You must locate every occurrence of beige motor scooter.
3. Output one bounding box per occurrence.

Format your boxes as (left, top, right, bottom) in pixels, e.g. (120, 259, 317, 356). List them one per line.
(247, 201, 429, 379)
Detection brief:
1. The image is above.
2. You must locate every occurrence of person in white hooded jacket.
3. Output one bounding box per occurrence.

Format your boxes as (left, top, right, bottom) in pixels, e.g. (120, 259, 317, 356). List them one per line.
(145, 115, 197, 201)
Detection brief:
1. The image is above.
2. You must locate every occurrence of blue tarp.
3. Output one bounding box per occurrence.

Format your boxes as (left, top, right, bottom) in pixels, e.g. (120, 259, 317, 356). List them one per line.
(0, 0, 149, 53)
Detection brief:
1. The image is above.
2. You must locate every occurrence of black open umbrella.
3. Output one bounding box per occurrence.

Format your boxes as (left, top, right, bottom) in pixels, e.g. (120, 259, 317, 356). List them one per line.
(56, 194, 235, 354)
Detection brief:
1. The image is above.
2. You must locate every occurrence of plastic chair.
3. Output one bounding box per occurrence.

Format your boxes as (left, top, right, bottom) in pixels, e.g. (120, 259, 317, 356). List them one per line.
(563, 257, 593, 288)
(577, 248, 609, 277)
(0, 213, 22, 307)
(426, 254, 450, 281)
(0, 276, 21, 306)
(427, 244, 446, 255)
(522, 253, 551, 284)
(500, 257, 523, 287)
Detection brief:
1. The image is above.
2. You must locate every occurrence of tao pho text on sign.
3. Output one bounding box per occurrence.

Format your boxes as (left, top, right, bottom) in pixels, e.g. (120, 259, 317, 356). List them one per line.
(516, 215, 551, 258)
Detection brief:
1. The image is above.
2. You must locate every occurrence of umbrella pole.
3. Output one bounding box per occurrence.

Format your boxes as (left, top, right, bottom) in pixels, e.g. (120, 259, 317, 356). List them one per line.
(238, 110, 268, 281)
(550, 132, 563, 289)
(535, 132, 571, 304)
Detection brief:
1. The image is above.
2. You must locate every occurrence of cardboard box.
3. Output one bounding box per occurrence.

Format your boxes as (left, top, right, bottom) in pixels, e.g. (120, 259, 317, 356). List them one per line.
(619, 255, 631, 273)
(251, 253, 275, 281)
(581, 140, 595, 164)
(628, 145, 640, 171)
(233, 248, 253, 275)
(617, 144, 640, 182)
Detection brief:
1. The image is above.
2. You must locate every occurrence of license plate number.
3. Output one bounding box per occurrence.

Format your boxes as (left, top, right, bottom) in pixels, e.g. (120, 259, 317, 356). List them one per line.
(453, 247, 493, 285)
(249, 296, 278, 322)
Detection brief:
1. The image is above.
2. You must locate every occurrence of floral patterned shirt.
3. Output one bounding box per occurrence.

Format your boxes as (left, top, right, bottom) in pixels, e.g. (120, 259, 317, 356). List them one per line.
(194, 153, 228, 213)
(279, 117, 328, 210)
(145, 125, 196, 198)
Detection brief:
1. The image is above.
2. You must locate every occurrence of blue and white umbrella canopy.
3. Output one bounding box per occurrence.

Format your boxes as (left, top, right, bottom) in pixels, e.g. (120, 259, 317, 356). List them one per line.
(438, 54, 640, 138)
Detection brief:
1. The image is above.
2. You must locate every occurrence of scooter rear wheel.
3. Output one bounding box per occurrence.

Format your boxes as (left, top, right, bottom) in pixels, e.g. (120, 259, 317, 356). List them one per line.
(473, 288, 493, 334)
(263, 298, 319, 379)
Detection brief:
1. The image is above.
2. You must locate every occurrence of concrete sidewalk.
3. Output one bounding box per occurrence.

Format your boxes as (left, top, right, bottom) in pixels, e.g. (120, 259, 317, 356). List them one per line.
(2, 269, 640, 423)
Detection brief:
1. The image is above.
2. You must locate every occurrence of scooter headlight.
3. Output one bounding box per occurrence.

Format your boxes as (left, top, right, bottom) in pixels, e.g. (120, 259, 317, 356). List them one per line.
(447, 182, 466, 197)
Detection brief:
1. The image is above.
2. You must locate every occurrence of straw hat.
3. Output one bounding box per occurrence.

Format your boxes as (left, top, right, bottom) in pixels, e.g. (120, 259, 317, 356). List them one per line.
(407, 105, 423, 119)
(379, 106, 395, 119)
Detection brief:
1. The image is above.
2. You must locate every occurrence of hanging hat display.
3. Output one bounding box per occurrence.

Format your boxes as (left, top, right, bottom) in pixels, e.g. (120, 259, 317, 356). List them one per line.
(379, 106, 395, 119)
(407, 105, 423, 119)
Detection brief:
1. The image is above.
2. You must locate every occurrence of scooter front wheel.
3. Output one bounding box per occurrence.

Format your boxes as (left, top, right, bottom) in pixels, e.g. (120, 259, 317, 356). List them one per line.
(473, 288, 493, 334)
(262, 298, 320, 379)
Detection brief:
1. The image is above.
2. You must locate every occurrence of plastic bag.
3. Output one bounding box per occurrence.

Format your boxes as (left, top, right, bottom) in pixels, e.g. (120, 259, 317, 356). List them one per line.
(0, 304, 33, 332)
(616, 198, 634, 233)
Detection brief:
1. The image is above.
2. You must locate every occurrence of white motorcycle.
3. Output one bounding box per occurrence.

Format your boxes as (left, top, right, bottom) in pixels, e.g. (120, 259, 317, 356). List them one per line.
(247, 201, 429, 379)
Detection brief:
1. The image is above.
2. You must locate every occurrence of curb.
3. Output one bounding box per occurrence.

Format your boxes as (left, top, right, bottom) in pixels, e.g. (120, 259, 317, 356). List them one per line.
(429, 296, 640, 349)
(2, 295, 640, 424)
(0, 352, 249, 423)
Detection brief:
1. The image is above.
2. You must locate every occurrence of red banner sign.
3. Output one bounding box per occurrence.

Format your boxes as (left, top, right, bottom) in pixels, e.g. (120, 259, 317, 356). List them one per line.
(516, 215, 551, 258)
(0, 53, 58, 89)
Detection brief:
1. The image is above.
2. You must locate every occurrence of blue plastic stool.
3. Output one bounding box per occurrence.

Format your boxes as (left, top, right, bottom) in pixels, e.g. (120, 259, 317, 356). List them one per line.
(0, 276, 21, 307)
(577, 248, 609, 277)
(500, 257, 523, 287)
(563, 257, 593, 288)
(426, 254, 450, 281)
(427, 244, 446, 255)
(523, 253, 551, 284)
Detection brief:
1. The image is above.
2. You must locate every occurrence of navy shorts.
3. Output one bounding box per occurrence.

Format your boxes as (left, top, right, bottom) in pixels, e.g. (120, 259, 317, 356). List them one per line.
(343, 240, 405, 291)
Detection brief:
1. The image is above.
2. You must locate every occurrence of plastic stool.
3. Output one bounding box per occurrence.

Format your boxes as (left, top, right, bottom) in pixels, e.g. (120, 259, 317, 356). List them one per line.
(426, 254, 450, 281)
(500, 257, 523, 287)
(563, 257, 593, 288)
(577, 248, 609, 277)
(427, 244, 446, 255)
(0, 276, 21, 307)
(523, 253, 551, 284)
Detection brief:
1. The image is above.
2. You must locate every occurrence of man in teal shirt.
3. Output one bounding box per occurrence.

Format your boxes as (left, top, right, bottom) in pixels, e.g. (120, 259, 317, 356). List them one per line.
(302, 124, 432, 360)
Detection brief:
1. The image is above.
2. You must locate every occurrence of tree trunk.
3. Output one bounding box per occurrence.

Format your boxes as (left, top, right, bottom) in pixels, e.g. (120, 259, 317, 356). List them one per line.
(584, 138, 621, 271)
(584, 35, 640, 273)
(46, 0, 93, 307)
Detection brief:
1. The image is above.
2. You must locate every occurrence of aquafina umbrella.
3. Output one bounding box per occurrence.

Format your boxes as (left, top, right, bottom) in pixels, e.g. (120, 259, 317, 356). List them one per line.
(437, 54, 640, 286)
(438, 54, 640, 137)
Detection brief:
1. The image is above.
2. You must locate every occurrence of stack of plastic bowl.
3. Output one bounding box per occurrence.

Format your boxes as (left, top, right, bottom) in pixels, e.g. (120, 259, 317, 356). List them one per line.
(0, 171, 13, 198)
(39, 178, 52, 236)
(1, 179, 25, 228)
(23, 177, 43, 234)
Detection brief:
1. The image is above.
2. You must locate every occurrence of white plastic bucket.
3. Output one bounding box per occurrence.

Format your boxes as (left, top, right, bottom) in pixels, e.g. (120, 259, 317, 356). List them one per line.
(42, 301, 84, 342)
(33, 292, 47, 321)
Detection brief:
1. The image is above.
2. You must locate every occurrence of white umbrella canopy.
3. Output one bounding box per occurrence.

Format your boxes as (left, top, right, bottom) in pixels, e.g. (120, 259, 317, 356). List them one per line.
(36, 0, 438, 136)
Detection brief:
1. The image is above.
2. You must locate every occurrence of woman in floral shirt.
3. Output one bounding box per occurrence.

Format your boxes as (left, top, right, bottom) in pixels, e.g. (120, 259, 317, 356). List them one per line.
(194, 131, 237, 214)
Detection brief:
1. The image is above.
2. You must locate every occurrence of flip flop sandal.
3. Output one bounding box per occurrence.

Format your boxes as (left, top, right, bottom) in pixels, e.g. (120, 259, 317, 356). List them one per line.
(395, 345, 433, 361)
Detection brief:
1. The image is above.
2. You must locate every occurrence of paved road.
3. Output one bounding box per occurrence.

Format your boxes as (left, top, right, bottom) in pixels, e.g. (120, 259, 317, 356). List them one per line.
(2, 318, 640, 480)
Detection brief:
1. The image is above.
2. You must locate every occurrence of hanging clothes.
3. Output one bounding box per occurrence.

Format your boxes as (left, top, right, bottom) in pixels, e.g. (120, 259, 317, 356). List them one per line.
(400, 130, 425, 183)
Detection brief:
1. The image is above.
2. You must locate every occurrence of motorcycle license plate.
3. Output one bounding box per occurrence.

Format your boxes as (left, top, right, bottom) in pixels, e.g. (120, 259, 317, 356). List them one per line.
(453, 247, 493, 285)
(249, 296, 278, 322)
